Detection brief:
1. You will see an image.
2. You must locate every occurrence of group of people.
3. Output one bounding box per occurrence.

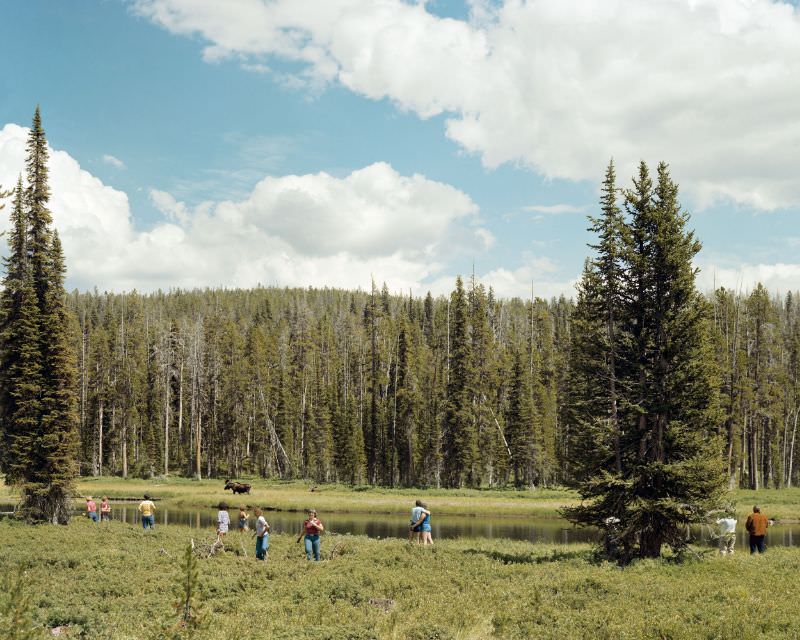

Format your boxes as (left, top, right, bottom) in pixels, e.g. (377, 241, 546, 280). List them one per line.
(715, 505, 771, 555)
(89, 493, 439, 562)
(84, 496, 111, 522)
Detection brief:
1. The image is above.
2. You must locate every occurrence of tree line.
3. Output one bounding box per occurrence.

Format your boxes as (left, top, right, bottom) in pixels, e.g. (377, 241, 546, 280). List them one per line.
(65, 273, 800, 492)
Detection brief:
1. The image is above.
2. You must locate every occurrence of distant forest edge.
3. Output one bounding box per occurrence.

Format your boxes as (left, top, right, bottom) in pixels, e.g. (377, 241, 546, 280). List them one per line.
(66, 278, 797, 491)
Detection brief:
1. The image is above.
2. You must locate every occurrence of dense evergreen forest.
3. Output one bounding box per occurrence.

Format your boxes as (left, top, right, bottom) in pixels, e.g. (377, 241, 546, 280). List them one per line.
(68, 276, 800, 491)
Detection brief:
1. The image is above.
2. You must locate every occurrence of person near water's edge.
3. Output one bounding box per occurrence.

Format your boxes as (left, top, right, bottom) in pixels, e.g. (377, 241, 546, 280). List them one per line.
(409, 500, 425, 544)
(715, 512, 737, 555)
(745, 505, 768, 554)
(297, 509, 324, 560)
(253, 507, 270, 561)
(138, 494, 156, 529)
(86, 496, 98, 522)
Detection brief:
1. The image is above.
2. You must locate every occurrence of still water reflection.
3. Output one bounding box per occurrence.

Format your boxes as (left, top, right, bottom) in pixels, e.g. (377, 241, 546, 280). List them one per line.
(3, 503, 800, 549)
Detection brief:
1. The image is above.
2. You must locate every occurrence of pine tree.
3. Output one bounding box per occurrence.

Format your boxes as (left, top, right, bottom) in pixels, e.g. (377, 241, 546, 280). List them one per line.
(0, 108, 79, 523)
(505, 345, 534, 486)
(565, 161, 725, 561)
(442, 276, 477, 487)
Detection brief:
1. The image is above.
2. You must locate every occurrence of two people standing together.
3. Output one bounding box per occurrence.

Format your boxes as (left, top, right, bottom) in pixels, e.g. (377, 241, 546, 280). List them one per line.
(716, 505, 770, 555)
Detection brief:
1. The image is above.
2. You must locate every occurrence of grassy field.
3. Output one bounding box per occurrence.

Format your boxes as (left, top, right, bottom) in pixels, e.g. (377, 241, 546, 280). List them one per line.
(0, 477, 578, 518)
(3, 477, 800, 522)
(2, 517, 800, 639)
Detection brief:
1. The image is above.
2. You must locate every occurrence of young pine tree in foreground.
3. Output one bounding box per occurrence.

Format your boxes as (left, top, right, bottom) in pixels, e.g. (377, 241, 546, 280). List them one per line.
(564, 161, 725, 561)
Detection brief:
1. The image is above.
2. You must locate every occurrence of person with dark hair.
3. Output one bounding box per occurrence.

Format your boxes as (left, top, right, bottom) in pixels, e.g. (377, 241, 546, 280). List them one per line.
(138, 494, 156, 530)
(411, 502, 433, 545)
(253, 507, 270, 561)
(409, 499, 425, 544)
(745, 505, 768, 554)
(297, 509, 324, 561)
(216, 502, 230, 542)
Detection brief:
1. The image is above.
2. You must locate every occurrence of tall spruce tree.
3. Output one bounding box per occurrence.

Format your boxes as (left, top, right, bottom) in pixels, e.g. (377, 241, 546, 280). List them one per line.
(442, 276, 477, 487)
(0, 108, 79, 523)
(564, 161, 725, 561)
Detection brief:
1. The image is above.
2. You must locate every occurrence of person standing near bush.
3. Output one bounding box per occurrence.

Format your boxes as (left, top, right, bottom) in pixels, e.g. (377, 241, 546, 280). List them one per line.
(297, 509, 324, 561)
(100, 496, 111, 522)
(715, 512, 737, 555)
(745, 506, 769, 554)
(85, 496, 98, 522)
(138, 494, 156, 530)
(253, 507, 270, 561)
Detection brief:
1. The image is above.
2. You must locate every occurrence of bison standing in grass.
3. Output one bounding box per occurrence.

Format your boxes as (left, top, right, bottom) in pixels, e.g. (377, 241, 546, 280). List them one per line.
(224, 480, 251, 495)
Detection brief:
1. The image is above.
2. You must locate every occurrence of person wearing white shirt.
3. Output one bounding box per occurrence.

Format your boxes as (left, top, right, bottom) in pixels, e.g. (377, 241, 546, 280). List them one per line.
(715, 515, 737, 555)
(253, 507, 270, 561)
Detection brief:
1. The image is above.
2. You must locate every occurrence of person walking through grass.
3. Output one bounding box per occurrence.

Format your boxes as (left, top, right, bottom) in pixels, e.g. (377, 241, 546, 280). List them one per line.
(297, 509, 324, 561)
(100, 496, 111, 522)
(253, 507, 270, 561)
(745, 505, 769, 554)
(138, 494, 156, 530)
(411, 502, 433, 545)
(85, 496, 98, 522)
(216, 502, 230, 543)
(715, 512, 737, 555)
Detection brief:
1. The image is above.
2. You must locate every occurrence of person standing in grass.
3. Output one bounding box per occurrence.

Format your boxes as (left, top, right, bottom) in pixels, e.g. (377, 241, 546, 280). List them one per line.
(100, 496, 111, 522)
(411, 502, 433, 545)
(745, 505, 769, 554)
(715, 512, 737, 555)
(238, 505, 249, 533)
(297, 509, 324, 561)
(85, 496, 98, 522)
(216, 502, 230, 542)
(138, 494, 156, 530)
(409, 500, 427, 544)
(253, 507, 270, 561)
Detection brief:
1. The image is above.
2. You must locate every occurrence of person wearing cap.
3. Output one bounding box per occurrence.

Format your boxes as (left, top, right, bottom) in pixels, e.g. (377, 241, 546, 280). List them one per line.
(85, 496, 98, 522)
(715, 512, 737, 555)
(745, 505, 769, 554)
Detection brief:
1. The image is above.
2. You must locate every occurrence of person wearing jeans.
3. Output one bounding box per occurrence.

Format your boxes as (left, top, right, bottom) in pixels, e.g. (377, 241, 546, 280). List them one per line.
(138, 494, 156, 530)
(254, 507, 270, 561)
(745, 505, 768, 554)
(297, 509, 324, 561)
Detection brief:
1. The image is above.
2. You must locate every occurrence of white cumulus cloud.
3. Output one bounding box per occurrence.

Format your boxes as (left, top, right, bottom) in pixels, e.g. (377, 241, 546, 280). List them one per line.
(0, 123, 485, 293)
(133, 0, 800, 209)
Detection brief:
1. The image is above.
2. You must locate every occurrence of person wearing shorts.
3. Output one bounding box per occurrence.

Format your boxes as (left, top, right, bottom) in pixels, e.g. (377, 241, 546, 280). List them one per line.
(409, 500, 425, 543)
(217, 502, 230, 542)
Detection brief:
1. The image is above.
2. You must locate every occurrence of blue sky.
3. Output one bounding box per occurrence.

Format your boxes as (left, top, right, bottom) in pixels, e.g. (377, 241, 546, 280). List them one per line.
(2, 0, 800, 297)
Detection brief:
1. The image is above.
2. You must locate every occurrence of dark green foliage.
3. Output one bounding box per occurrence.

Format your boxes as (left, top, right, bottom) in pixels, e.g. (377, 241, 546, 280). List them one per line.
(163, 543, 205, 639)
(0, 109, 79, 523)
(564, 161, 726, 561)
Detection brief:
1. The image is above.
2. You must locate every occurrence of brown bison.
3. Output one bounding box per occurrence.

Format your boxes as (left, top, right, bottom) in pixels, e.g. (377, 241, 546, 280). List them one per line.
(224, 480, 251, 495)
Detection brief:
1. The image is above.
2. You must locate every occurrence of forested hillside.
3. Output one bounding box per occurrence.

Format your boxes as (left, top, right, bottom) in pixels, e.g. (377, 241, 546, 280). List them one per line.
(67, 278, 800, 490)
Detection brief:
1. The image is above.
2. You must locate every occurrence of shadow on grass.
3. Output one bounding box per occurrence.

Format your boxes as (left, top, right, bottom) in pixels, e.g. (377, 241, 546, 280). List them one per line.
(464, 548, 588, 565)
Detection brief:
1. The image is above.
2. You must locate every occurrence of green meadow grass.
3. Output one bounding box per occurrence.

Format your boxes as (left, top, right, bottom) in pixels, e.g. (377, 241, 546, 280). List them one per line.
(2, 518, 800, 639)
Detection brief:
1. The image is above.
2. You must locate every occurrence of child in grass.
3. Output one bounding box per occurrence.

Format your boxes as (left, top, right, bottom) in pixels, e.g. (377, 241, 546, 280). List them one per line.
(253, 507, 270, 561)
(216, 502, 230, 542)
(297, 509, 324, 561)
(238, 505, 249, 532)
(85, 496, 98, 522)
(100, 496, 111, 522)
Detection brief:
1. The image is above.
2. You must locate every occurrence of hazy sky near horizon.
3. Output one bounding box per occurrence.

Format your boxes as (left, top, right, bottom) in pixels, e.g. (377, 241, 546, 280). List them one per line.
(2, 0, 800, 298)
